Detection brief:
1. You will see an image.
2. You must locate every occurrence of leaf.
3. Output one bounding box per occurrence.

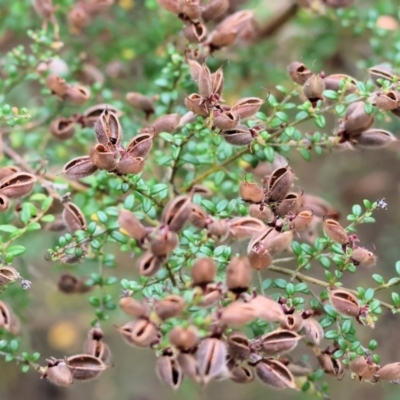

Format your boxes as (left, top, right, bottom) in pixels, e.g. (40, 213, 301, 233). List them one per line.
(0, 225, 18, 233)
(6, 245, 26, 257)
(26, 222, 41, 232)
(40, 214, 55, 222)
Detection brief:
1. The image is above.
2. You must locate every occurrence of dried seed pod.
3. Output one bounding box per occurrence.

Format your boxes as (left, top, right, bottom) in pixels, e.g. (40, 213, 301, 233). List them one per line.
(118, 209, 148, 243)
(211, 65, 224, 96)
(342, 101, 374, 136)
(226, 256, 251, 294)
(191, 185, 212, 197)
(202, 0, 229, 22)
(303, 194, 337, 219)
(187, 58, 202, 81)
(228, 217, 265, 240)
(213, 111, 239, 130)
(303, 74, 325, 104)
(82, 104, 122, 128)
(350, 356, 379, 381)
(116, 318, 160, 347)
(189, 204, 209, 229)
(119, 295, 150, 318)
(180, 0, 202, 21)
(157, 0, 180, 14)
(222, 125, 253, 146)
(290, 210, 314, 232)
(372, 91, 400, 111)
(368, 64, 395, 87)
(138, 252, 163, 277)
(329, 289, 360, 317)
(0, 267, 19, 288)
(94, 108, 122, 147)
(155, 295, 185, 320)
(230, 365, 255, 384)
(191, 257, 217, 287)
(169, 326, 199, 351)
(323, 74, 358, 93)
(0, 166, 19, 181)
(207, 218, 229, 239)
(301, 317, 323, 344)
(83, 328, 111, 363)
(0, 194, 9, 213)
(50, 118, 75, 140)
(208, 30, 237, 50)
(64, 85, 91, 104)
(288, 62, 313, 85)
(126, 134, 153, 159)
(156, 352, 183, 390)
(68, 5, 90, 33)
(184, 93, 209, 117)
(317, 353, 344, 376)
(150, 229, 179, 256)
(66, 354, 107, 381)
(161, 195, 191, 232)
(374, 362, 400, 381)
(144, 113, 180, 136)
(0, 172, 36, 199)
(280, 313, 304, 332)
(62, 202, 87, 232)
(249, 204, 272, 222)
(249, 295, 284, 323)
(197, 63, 213, 99)
(247, 245, 273, 270)
(351, 247, 376, 267)
(255, 358, 297, 390)
(44, 359, 73, 387)
(46, 74, 68, 97)
(227, 331, 251, 361)
(261, 330, 301, 356)
(89, 143, 117, 171)
(322, 218, 348, 244)
(126, 92, 155, 118)
(353, 129, 397, 150)
(213, 10, 253, 35)
(184, 22, 207, 43)
(177, 352, 200, 382)
(274, 192, 303, 216)
(239, 181, 264, 203)
(0, 301, 19, 334)
(220, 301, 257, 327)
(266, 166, 295, 202)
(57, 273, 90, 294)
(264, 230, 293, 255)
(62, 156, 98, 180)
(197, 337, 228, 384)
(116, 156, 145, 175)
(232, 97, 264, 119)
(198, 283, 223, 308)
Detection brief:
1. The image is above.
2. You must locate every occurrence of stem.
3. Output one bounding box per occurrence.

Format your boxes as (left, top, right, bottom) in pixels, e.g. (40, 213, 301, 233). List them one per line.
(0, 351, 43, 372)
(257, 270, 265, 295)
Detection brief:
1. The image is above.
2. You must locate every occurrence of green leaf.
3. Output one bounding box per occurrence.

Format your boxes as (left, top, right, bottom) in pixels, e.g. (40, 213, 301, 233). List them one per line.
(299, 148, 311, 161)
(352, 204, 362, 216)
(124, 194, 135, 210)
(96, 211, 108, 224)
(26, 222, 41, 232)
(40, 214, 55, 222)
(0, 225, 18, 233)
(181, 154, 200, 165)
(391, 292, 400, 307)
(372, 274, 384, 285)
(323, 90, 338, 100)
(273, 278, 287, 289)
(110, 231, 128, 244)
(6, 245, 26, 257)
(396, 260, 400, 275)
(364, 288, 375, 303)
(325, 330, 339, 340)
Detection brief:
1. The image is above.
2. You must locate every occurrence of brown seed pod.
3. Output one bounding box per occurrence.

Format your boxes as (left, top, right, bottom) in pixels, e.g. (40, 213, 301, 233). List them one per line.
(50, 118, 75, 140)
(373, 362, 400, 382)
(62, 156, 98, 180)
(280, 313, 304, 332)
(222, 125, 253, 146)
(0, 166, 20, 181)
(83, 328, 112, 363)
(57, 273, 91, 294)
(228, 217, 265, 240)
(342, 101, 374, 137)
(303, 194, 337, 219)
(155, 352, 183, 390)
(187, 58, 202, 82)
(249, 204, 272, 222)
(255, 358, 297, 390)
(261, 330, 301, 356)
(226, 331, 251, 362)
(0, 172, 36, 199)
(0, 194, 9, 212)
(208, 30, 238, 51)
(226, 256, 251, 294)
(207, 218, 229, 239)
(288, 62, 313, 85)
(211, 65, 224, 96)
(317, 353, 344, 377)
(322, 218, 348, 244)
(290, 210, 314, 232)
(94, 108, 122, 148)
(116, 156, 145, 175)
(119, 295, 150, 318)
(213, 111, 239, 130)
(191, 257, 217, 287)
(184, 22, 207, 43)
(155, 295, 185, 320)
(198, 283, 223, 308)
(266, 166, 295, 202)
(247, 246, 273, 270)
(230, 365, 255, 384)
(126, 92, 155, 118)
(176, 352, 200, 382)
(157, 0, 180, 14)
(197, 337, 228, 384)
(82, 104, 122, 128)
(368, 64, 395, 87)
(180, 0, 202, 21)
(202, 0, 229, 22)
(213, 10, 253, 36)
(220, 301, 257, 327)
(0, 267, 19, 288)
(231, 97, 264, 119)
(46, 74, 68, 97)
(161, 195, 192, 232)
(351, 247, 376, 267)
(116, 318, 160, 347)
(89, 143, 117, 171)
(66, 354, 107, 381)
(265, 230, 293, 255)
(239, 181, 264, 203)
(138, 251, 163, 277)
(143, 113, 180, 136)
(372, 91, 400, 111)
(329, 289, 360, 317)
(169, 326, 199, 351)
(197, 63, 213, 99)
(0, 301, 20, 335)
(43, 359, 73, 387)
(150, 229, 179, 256)
(301, 317, 324, 344)
(350, 356, 379, 381)
(274, 192, 303, 216)
(64, 85, 91, 105)
(184, 93, 209, 117)
(323, 74, 358, 93)
(68, 5, 90, 33)
(125, 133, 153, 159)
(352, 129, 397, 150)
(118, 209, 148, 243)
(189, 203, 209, 229)
(62, 201, 87, 232)
(303, 74, 325, 104)
(249, 295, 284, 323)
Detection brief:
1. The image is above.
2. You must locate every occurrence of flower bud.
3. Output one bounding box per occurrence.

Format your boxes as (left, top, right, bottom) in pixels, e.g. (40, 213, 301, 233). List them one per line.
(222, 125, 253, 146)
(207, 218, 229, 239)
(0, 172, 36, 199)
(46, 74, 68, 97)
(126, 133, 153, 159)
(155, 351, 183, 390)
(64, 85, 91, 104)
(0, 267, 19, 288)
(191, 257, 217, 287)
(249, 295, 284, 322)
(226, 256, 251, 294)
(342, 101, 374, 137)
(202, 0, 229, 22)
(57, 273, 90, 294)
(89, 143, 117, 171)
(372, 362, 400, 382)
(352, 129, 397, 150)
(119, 294, 150, 318)
(261, 330, 301, 356)
(116, 318, 160, 347)
(155, 295, 185, 320)
(249, 204, 272, 222)
(176, 353, 201, 382)
(189, 204, 209, 229)
(161, 195, 192, 232)
(169, 326, 199, 351)
(227, 331, 250, 361)
(329, 289, 360, 317)
(288, 62, 312, 85)
(62, 156, 98, 180)
(239, 181, 264, 203)
(317, 353, 344, 376)
(66, 354, 107, 381)
(290, 210, 313, 232)
(280, 313, 304, 331)
(157, 0, 180, 14)
(126, 92, 155, 118)
(0, 194, 9, 213)
(184, 22, 207, 43)
(255, 358, 297, 390)
(322, 218, 348, 244)
(301, 317, 323, 344)
(220, 301, 257, 327)
(351, 246, 376, 267)
(213, 111, 239, 130)
(150, 229, 179, 256)
(231, 97, 264, 119)
(143, 113, 180, 136)
(368, 64, 395, 87)
(43, 359, 73, 387)
(184, 93, 209, 117)
(228, 217, 264, 240)
(265, 166, 295, 202)
(62, 201, 87, 232)
(94, 108, 122, 148)
(50, 118, 75, 140)
(118, 209, 148, 243)
(230, 366, 254, 384)
(138, 252, 163, 277)
(372, 90, 400, 111)
(83, 328, 111, 363)
(323, 74, 357, 93)
(116, 156, 145, 175)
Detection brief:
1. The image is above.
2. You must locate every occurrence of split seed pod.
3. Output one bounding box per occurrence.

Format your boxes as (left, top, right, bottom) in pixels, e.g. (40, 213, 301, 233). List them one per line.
(197, 63, 213, 99)
(125, 133, 153, 159)
(0, 195, 9, 212)
(161, 195, 192, 232)
(116, 319, 160, 347)
(191, 257, 217, 287)
(290, 210, 314, 232)
(317, 353, 344, 377)
(138, 252, 163, 277)
(0, 166, 19, 181)
(261, 330, 301, 356)
(266, 166, 295, 202)
(198, 283, 223, 308)
(322, 218, 348, 244)
(89, 144, 117, 171)
(220, 301, 257, 327)
(249, 295, 284, 323)
(155, 351, 183, 390)
(197, 337, 228, 384)
(227, 331, 251, 361)
(118, 209, 148, 243)
(249, 204, 272, 222)
(83, 328, 112, 363)
(373, 362, 400, 382)
(208, 30, 237, 51)
(176, 353, 201, 382)
(50, 118, 75, 140)
(213, 111, 239, 130)
(66, 354, 107, 381)
(350, 356, 379, 381)
(352, 129, 396, 150)
(187, 59, 202, 81)
(62, 156, 98, 180)
(184, 22, 207, 43)
(255, 358, 297, 390)
(351, 247, 376, 268)
(116, 156, 145, 175)
(288, 62, 313, 85)
(228, 217, 265, 240)
(231, 97, 264, 119)
(368, 65, 395, 87)
(0, 172, 36, 199)
(301, 317, 324, 344)
(82, 104, 122, 128)
(180, 0, 202, 21)
(0, 301, 20, 335)
(144, 113, 180, 136)
(46, 74, 68, 97)
(155, 295, 185, 320)
(373, 91, 400, 111)
(230, 366, 255, 384)
(184, 93, 209, 117)
(211, 65, 224, 96)
(189, 204, 209, 229)
(150, 229, 179, 256)
(225, 256, 251, 294)
(119, 295, 150, 318)
(329, 289, 360, 317)
(202, 0, 229, 22)
(64, 85, 91, 104)
(207, 218, 229, 239)
(342, 101, 374, 137)
(126, 92, 155, 118)
(0, 267, 19, 288)
(239, 181, 264, 203)
(323, 74, 357, 93)
(169, 326, 199, 351)
(44, 360, 73, 387)
(222, 125, 253, 146)
(264, 230, 293, 255)
(274, 192, 303, 216)
(280, 313, 304, 332)
(62, 202, 87, 232)
(94, 108, 122, 148)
